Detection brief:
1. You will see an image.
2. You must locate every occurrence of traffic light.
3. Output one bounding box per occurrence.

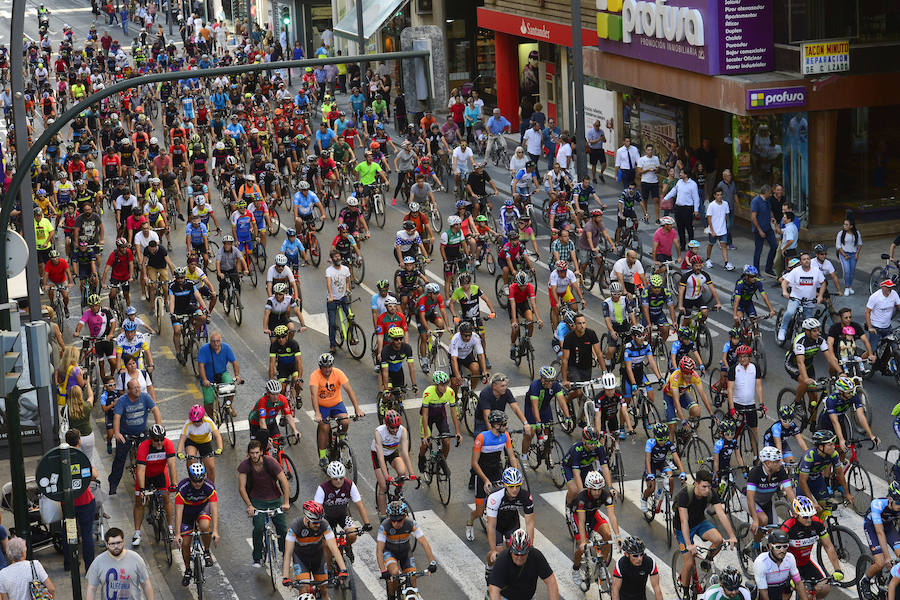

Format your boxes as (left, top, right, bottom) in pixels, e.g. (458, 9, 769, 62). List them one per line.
(281, 7, 290, 26)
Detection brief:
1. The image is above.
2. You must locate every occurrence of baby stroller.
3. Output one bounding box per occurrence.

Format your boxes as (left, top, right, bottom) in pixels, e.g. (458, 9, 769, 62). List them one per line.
(1, 478, 63, 553)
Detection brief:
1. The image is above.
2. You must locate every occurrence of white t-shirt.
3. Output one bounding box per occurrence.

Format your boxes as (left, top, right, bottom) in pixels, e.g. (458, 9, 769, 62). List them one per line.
(637, 155, 660, 183)
(266, 265, 296, 285)
(452, 146, 474, 174)
(728, 362, 759, 407)
(866, 289, 900, 329)
(555, 143, 573, 170)
(115, 194, 139, 210)
(449, 331, 484, 358)
(612, 257, 645, 280)
(0, 561, 49, 600)
(326, 265, 352, 300)
(549, 269, 577, 294)
(133, 230, 159, 254)
(785, 267, 823, 301)
(705, 201, 730, 237)
(522, 128, 543, 156)
(812, 258, 835, 278)
(835, 230, 862, 255)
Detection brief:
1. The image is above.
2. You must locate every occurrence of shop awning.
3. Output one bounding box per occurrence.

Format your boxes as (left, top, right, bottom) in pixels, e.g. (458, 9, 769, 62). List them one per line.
(333, 0, 409, 41)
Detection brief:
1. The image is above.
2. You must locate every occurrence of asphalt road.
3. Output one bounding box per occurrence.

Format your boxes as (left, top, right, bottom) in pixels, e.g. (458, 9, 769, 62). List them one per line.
(18, 5, 900, 598)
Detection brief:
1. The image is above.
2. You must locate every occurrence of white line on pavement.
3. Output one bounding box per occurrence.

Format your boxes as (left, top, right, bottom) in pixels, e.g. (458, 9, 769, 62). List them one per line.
(414, 509, 495, 599)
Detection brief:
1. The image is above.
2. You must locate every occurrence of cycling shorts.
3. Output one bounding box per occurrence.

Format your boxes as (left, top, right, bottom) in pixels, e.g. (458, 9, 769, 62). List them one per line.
(547, 285, 575, 309)
(420, 411, 450, 438)
(185, 439, 214, 456)
(180, 505, 211, 533)
(664, 392, 698, 423)
(864, 520, 900, 555)
(798, 560, 826, 582)
(134, 472, 169, 493)
(382, 549, 416, 573)
(573, 510, 609, 543)
(736, 300, 757, 318)
(623, 371, 649, 398)
(291, 554, 328, 583)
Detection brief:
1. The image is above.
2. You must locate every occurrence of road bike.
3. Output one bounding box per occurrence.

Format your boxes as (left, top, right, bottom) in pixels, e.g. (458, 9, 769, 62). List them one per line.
(831, 438, 876, 516)
(377, 476, 419, 545)
(417, 329, 448, 375)
(617, 216, 642, 257)
(775, 376, 836, 433)
(49, 283, 67, 331)
(210, 382, 237, 448)
(328, 524, 360, 599)
(656, 260, 682, 298)
(377, 386, 414, 449)
(737, 315, 770, 377)
(456, 382, 479, 435)
(386, 569, 431, 600)
(173, 312, 205, 375)
(511, 319, 537, 379)
(264, 434, 299, 503)
(671, 544, 730, 600)
(253, 507, 283, 591)
(807, 499, 867, 588)
(108, 281, 128, 323)
(297, 216, 322, 267)
(346, 253, 365, 286)
(626, 379, 663, 437)
(420, 193, 442, 231)
(334, 298, 367, 360)
(370, 182, 387, 228)
(148, 277, 167, 333)
(512, 421, 565, 489)
(582, 250, 611, 292)
(324, 416, 359, 485)
(869, 253, 900, 293)
(219, 272, 243, 326)
(421, 433, 455, 506)
(600, 429, 627, 500)
(681, 307, 715, 369)
(184, 530, 213, 600)
(578, 533, 613, 595)
(641, 469, 677, 547)
(141, 487, 173, 566)
(674, 416, 713, 478)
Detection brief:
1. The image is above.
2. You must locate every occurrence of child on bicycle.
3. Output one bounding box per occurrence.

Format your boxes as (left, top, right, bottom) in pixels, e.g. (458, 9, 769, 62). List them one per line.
(669, 326, 706, 374)
(712, 327, 742, 396)
(640, 422, 687, 518)
(763, 404, 806, 465)
(712, 419, 746, 492)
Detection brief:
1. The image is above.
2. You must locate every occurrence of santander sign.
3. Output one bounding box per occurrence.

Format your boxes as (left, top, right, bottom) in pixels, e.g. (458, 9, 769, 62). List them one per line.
(520, 18, 551, 40)
(621, 0, 705, 47)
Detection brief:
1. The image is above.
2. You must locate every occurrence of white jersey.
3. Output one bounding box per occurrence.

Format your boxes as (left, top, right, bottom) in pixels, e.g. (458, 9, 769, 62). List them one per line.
(371, 424, 404, 455)
(753, 551, 799, 590)
(449, 331, 484, 358)
(549, 269, 577, 294)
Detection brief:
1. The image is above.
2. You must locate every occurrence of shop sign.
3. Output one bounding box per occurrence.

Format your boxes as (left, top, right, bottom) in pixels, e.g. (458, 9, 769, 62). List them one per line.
(801, 40, 850, 75)
(475, 8, 600, 48)
(595, 0, 773, 76)
(746, 86, 806, 110)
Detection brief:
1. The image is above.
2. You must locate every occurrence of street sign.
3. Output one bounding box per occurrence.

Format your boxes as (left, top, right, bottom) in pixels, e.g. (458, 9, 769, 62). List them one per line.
(35, 445, 92, 502)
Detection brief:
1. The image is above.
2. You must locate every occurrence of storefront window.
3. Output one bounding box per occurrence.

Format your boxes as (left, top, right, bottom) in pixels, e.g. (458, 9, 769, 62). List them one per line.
(774, 0, 900, 44)
(474, 29, 495, 103)
(834, 106, 900, 217)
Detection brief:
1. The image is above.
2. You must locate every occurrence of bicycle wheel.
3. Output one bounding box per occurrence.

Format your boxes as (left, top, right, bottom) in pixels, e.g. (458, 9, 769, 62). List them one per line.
(155, 296, 165, 333)
(846, 463, 874, 516)
(265, 530, 278, 590)
(696, 327, 713, 368)
(267, 207, 280, 235)
(434, 345, 450, 372)
(248, 260, 258, 286)
(775, 308, 788, 348)
(206, 241, 218, 273)
(461, 393, 476, 434)
(494, 274, 509, 308)
(162, 519, 173, 566)
(233, 294, 243, 327)
(436, 457, 451, 506)
(818, 524, 867, 588)
(641, 396, 662, 437)
(683, 438, 712, 478)
(308, 234, 321, 267)
(194, 553, 205, 600)
(351, 257, 365, 285)
(279, 452, 300, 503)
(340, 442, 359, 488)
(347, 322, 367, 360)
(884, 445, 900, 483)
(485, 250, 496, 275)
(223, 410, 236, 448)
(776, 387, 808, 433)
(327, 195, 338, 220)
(550, 440, 567, 489)
(255, 243, 267, 274)
(524, 344, 535, 380)
(751, 337, 767, 378)
(869, 266, 890, 294)
(313, 206, 325, 232)
(853, 388, 871, 435)
(189, 337, 200, 376)
(738, 426, 755, 458)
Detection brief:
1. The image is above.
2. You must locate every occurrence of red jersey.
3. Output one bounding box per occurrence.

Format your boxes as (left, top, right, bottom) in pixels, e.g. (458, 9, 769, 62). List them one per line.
(342, 128, 358, 149)
(781, 516, 827, 566)
(44, 258, 69, 284)
(136, 437, 176, 478)
(102, 154, 121, 175)
(248, 394, 292, 427)
(508, 282, 535, 304)
(416, 294, 445, 315)
(106, 248, 134, 281)
(375, 311, 408, 337)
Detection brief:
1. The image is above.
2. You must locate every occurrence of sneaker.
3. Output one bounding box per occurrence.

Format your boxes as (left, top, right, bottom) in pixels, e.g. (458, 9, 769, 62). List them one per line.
(131, 531, 141, 546)
(510, 345, 517, 360)
(204, 550, 213, 567)
(859, 576, 873, 600)
(572, 565, 582, 586)
(724, 262, 735, 271)
(640, 498, 648, 512)
(107, 440, 112, 454)
(344, 544, 355, 563)
(251, 561, 262, 568)
(475, 259, 481, 267)
(177, 213, 185, 222)
(169, 525, 174, 537)
(776, 332, 785, 343)
(319, 457, 328, 469)
(618, 429, 627, 440)
(420, 357, 430, 372)
(181, 570, 192, 587)
(728, 245, 737, 250)
(705, 259, 714, 268)
(764, 269, 777, 277)
(108, 486, 117, 496)
(465, 523, 474, 541)
(850, 287, 855, 295)
(843, 288, 851, 296)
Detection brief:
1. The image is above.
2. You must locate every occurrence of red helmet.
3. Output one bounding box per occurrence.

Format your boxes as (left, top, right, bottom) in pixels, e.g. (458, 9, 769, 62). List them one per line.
(421, 156, 431, 164)
(736, 345, 753, 356)
(679, 356, 696, 373)
(689, 254, 703, 265)
(369, 141, 380, 150)
(302, 500, 324, 520)
(384, 410, 402, 428)
(555, 260, 568, 271)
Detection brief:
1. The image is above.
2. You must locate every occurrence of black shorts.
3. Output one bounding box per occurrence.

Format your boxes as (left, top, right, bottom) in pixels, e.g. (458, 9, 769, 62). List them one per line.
(568, 365, 591, 384)
(736, 405, 758, 428)
(371, 450, 398, 470)
(146, 472, 168, 490)
(110, 277, 130, 293)
(798, 560, 826, 582)
(597, 410, 619, 432)
(185, 439, 214, 456)
(641, 182, 660, 200)
(37, 248, 51, 264)
(682, 297, 706, 312)
(507, 299, 531, 319)
(425, 410, 450, 436)
(95, 339, 114, 358)
(456, 352, 478, 370)
(589, 148, 606, 166)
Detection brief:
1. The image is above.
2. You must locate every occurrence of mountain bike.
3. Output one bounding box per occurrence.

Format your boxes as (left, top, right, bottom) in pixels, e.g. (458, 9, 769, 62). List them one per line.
(511, 319, 537, 379)
(334, 298, 367, 360)
(775, 298, 825, 349)
(211, 382, 237, 448)
(513, 421, 565, 489)
(370, 182, 386, 228)
(324, 416, 359, 485)
(421, 433, 455, 506)
(489, 137, 509, 168)
(141, 487, 173, 566)
(418, 329, 448, 375)
(108, 281, 128, 323)
(78, 336, 104, 405)
(266, 434, 299, 503)
(253, 507, 283, 591)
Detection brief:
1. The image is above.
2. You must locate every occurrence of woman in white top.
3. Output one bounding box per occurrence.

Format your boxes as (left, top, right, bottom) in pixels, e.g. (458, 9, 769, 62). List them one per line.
(835, 218, 862, 295)
(116, 354, 156, 402)
(508, 146, 528, 181)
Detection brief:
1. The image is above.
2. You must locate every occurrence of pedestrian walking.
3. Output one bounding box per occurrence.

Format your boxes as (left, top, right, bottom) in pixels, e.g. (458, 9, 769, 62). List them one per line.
(586, 120, 607, 183)
(836, 218, 862, 295)
(663, 170, 700, 250)
(705, 189, 733, 270)
(693, 137, 718, 205)
(522, 120, 543, 179)
(85, 528, 153, 600)
(62, 428, 97, 571)
(637, 143, 661, 223)
(750, 184, 778, 276)
(714, 169, 738, 249)
(0, 538, 56, 600)
(615, 137, 640, 189)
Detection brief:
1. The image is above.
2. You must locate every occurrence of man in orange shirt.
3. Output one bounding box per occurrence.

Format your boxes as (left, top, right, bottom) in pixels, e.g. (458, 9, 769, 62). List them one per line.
(309, 352, 365, 469)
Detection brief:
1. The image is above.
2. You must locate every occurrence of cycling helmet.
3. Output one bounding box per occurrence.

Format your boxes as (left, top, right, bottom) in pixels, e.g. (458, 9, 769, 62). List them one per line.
(326, 461, 346, 479)
(272, 282, 288, 294)
(562, 309, 576, 327)
(768, 529, 789, 546)
(601, 372, 618, 390)
(502, 467, 523, 487)
(743, 265, 759, 276)
(778, 404, 795, 420)
(226, 156, 237, 165)
(509, 529, 532, 555)
(384, 296, 399, 306)
(409, 202, 420, 212)
(116, 237, 128, 248)
(515, 271, 529, 286)
(609, 282, 623, 294)
(275, 253, 288, 266)
(507, 231, 520, 241)
(345, 197, 358, 206)
(376, 279, 390, 290)
(736, 345, 752, 356)
(488, 410, 508, 426)
(235, 201, 248, 210)
(812, 430, 837, 446)
(384, 410, 402, 428)
(126, 306, 137, 316)
(792, 496, 817, 518)
(476, 215, 488, 223)
(525, 161, 536, 169)
(720, 567, 742, 590)
(386, 500, 408, 519)
(302, 500, 324, 520)
(149, 424, 166, 440)
(223, 235, 235, 243)
(388, 326, 404, 340)
(188, 462, 206, 481)
(688, 239, 701, 249)
(889, 481, 900, 504)
(122, 320, 137, 332)
(317, 353, 334, 367)
(582, 426, 600, 443)
(555, 260, 568, 271)
(652, 422, 668, 440)
(174, 267, 187, 278)
(402, 220, 416, 230)
(188, 404, 206, 422)
(369, 142, 380, 150)
(273, 325, 289, 337)
(425, 283, 440, 294)
(432, 371, 449, 385)
(787, 257, 801, 270)
(503, 198, 515, 208)
(621, 536, 645, 556)
(337, 223, 349, 232)
(834, 375, 855, 394)
(215, 142, 225, 150)
(579, 471, 603, 492)
(458, 321, 474, 334)
(539, 365, 557, 380)
(758, 446, 782, 463)
(87, 294, 101, 306)
(649, 274, 663, 287)
(801, 317, 821, 330)
(728, 327, 740, 338)
(677, 327, 692, 338)
(719, 419, 736, 435)
(265, 379, 281, 394)
(458, 272, 472, 285)
(679, 356, 695, 374)
(447, 216, 462, 226)
(298, 181, 310, 190)
(689, 254, 703, 265)
(455, 200, 468, 209)
(591, 208, 604, 217)
(286, 228, 297, 237)
(814, 244, 826, 254)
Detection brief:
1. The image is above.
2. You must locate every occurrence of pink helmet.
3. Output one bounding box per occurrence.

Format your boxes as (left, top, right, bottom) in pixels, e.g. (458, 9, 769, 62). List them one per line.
(188, 404, 205, 422)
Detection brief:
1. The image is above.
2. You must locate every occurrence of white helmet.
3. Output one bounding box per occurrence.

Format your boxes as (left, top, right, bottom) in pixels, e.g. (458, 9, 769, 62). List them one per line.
(600, 372, 618, 390)
(215, 142, 225, 150)
(326, 461, 346, 479)
(409, 202, 420, 212)
(274, 253, 288, 266)
(447, 216, 462, 226)
(150, 136, 159, 145)
(759, 446, 782, 463)
(660, 216, 675, 225)
(425, 283, 440, 294)
(801, 318, 821, 330)
(584, 471, 605, 490)
(346, 197, 359, 207)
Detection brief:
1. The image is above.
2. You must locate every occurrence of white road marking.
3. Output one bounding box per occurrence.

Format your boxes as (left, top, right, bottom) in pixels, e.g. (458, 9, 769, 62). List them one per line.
(414, 509, 494, 599)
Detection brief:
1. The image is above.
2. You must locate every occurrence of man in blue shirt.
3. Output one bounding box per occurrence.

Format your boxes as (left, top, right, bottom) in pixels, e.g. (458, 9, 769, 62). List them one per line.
(542, 118, 562, 171)
(485, 108, 511, 161)
(750, 184, 777, 276)
(197, 331, 243, 407)
(109, 378, 161, 494)
(349, 87, 366, 121)
(316, 121, 336, 155)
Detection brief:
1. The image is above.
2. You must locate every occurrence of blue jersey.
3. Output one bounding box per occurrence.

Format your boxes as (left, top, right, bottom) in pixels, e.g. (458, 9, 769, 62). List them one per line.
(181, 96, 195, 119)
(823, 391, 863, 416)
(281, 238, 305, 259)
(226, 123, 245, 140)
(733, 277, 764, 302)
(554, 322, 570, 342)
(623, 341, 652, 368)
(867, 498, 900, 528)
(713, 437, 739, 471)
(185, 221, 208, 245)
(232, 210, 255, 241)
(763, 421, 801, 446)
(562, 442, 608, 469)
(211, 92, 228, 110)
(293, 191, 319, 215)
(525, 380, 563, 416)
(721, 340, 739, 369)
(498, 208, 521, 235)
(371, 293, 387, 316)
(645, 438, 676, 466)
(513, 169, 535, 195)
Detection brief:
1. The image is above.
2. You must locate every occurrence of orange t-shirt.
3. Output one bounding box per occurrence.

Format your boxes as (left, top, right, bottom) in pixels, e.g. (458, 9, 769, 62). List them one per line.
(309, 367, 349, 408)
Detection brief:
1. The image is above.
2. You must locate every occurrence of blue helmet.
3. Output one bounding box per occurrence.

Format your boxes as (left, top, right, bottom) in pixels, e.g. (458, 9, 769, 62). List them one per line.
(123, 320, 138, 332)
(743, 265, 759, 276)
(504, 198, 515, 207)
(502, 467, 523, 486)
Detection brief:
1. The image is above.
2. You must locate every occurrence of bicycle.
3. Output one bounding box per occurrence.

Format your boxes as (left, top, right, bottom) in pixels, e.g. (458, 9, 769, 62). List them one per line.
(737, 315, 770, 377)
(578, 533, 613, 594)
(617, 216, 642, 257)
(674, 417, 714, 478)
(641, 469, 677, 547)
(656, 260, 682, 298)
(385, 568, 431, 600)
(346, 253, 365, 286)
(601, 429, 627, 500)
(421, 194, 442, 231)
(219, 272, 243, 326)
(857, 559, 893, 600)
(50, 283, 67, 330)
(810, 499, 867, 588)
(488, 137, 509, 168)
(377, 476, 419, 548)
(776, 298, 825, 349)
(475, 232, 499, 275)
(184, 530, 213, 600)
(456, 382, 479, 435)
(266, 434, 299, 503)
(147, 276, 167, 333)
(324, 416, 359, 485)
(297, 216, 322, 267)
(681, 307, 715, 369)
(511, 319, 537, 380)
(108, 281, 128, 323)
(868, 253, 900, 293)
(626, 378, 663, 437)
(582, 249, 611, 292)
(377, 386, 414, 449)
(210, 382, 237, 448)
(253, 507, 283, 591)
(334, 298, 367, 360)
(328, 524, 361, 599)
(871, 324, 900, 388)
(831, 438, 876, 517)
(512, 421, 566, 489)
(775, 376, 833, 434)
(421, 433, 456, 506)
(141, 486, 173, 566)
(671, 543, 730, 600)
(78, 336, 105, 397)
(371, 182, 387, 228)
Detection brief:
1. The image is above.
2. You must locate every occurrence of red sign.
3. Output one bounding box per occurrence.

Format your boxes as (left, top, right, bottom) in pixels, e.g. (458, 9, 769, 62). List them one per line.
(477, 7, 599, 47)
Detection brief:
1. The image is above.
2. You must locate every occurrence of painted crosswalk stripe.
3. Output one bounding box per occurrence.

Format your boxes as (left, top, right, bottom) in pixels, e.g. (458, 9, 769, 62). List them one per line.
(414, 509, 495, 599)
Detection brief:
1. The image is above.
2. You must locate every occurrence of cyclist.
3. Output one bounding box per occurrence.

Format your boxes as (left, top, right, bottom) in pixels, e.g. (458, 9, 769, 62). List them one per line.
(267, 253, 301, 299)
(562, 426, 613, 505)
(595, 371, 635, 439)
(269, 325, 303, 398)
(371, 279, 392, 326)
(467, 410, 518, 542)
(281, 228, 310, 268)
(641, 422, 687, 517)
(114, 319, 153, 373)
(404, 199, 436, 254)
(264, 282, 305, 339)
(549, 259, 586, 329)
(859, 482, 900, 600)
(394, 257, 428, 317)
(797, 430, 854, 516)
(623, 323, 663, 416)
(785, 318, 840, 423)
(417, 370, 462, 473)
(612, 536, 664, 600)
(678, 254, 723, 320)
(216, 235, 250, 306)
(449, 321, 488, 392)
(485, 467, 535, 582)
(746, 446, 795, 545)
(394, 220, 429, 265)
(185, 253, 218, 315)
(498, 230, 532, 290)
(185, 212, 210, 266)
(602, 282, 637, 363)
(816, 375, 879, 451)
(699, 567, 751, 600)
(778, 252, 826, 344)
(763, 404, 807, 464)
(640, 274, 677, 347)
(521, 366, 571, 458)
(379, 326, 417, 392)
(132, 424, 176, 548)
(668, 326, 706, 375)
(487, 529, 558, 600)
(101, 237, 134, 308)
(732, 265, 776, 324)
(372, 410, 415, 517)
(374, 296, 409, 359)
(571, 471, 620, 586)
(313, 461, 372, 563)
(753, 529, 808, 600)
(377, 500, 438, 598)
(508, 270, 543, 361)
(662, 356, 714, 439)
(450, 272, 496, 363)
(781, 495, 843, 599)
(338, 195, 370, 241)
(230, 200, 258, 259)
(309, 353, 365, 469)
(167, 267, 206, 358)
(616, 183, 646, 243)
(292, 180, 325, 232)
(282, 500, 347, 598)
(174, 463, 219, 587)
(676, 468, 738, 591)
(712, 327, 742, 396)
(417, 283, 451, 372)
(175, 404, 224, 483)
(709, 419, 746, 484)
(725, 344, 763, 457)
(249, 379, 301, 449)
(440, 215, 469, 297)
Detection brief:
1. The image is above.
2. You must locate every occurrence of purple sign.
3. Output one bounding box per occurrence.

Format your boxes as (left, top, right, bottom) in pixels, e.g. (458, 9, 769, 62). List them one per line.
(746, 87, 807, 110)
(595, 0, 773, 75)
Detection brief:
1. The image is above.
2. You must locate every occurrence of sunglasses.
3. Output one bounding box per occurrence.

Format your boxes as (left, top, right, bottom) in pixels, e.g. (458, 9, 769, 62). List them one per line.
(770, 543, 789, 551)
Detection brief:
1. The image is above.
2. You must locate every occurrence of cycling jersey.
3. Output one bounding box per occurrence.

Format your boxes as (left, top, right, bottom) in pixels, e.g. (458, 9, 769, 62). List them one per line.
(181, 416, 217, 444)
(293, 190, 319, 216)
(376, 516, 422, 556)
(169, 281, 198, 315)
(281, 238, 306, 261)
(115, 332, 149, 368)
(733, 277, 765, 302)
(562, 442, 608, 470)
(640, 287, 674, 317)
(248, 394, 292, 428)
(645, 438, 676, 467)
(785, 333, 828, 367)
(486, 487, 534, 534)
(185, 221, 208, 246)
(602, 297, 634, 328)
(395, 267, 423, 291)
(498, 241, 524, 262)
(332, 234, 357, 256)
(449, 331, 483, 358)
(355, 161, 382, 186)
(287, 517, 334, 562)
(417, 294, 446, 317)
(394, 230, 421, 253)
(781, 516, 827, 566)
(525, 380, 563, 418)
(721, 340, 740, 370)
(421, 385, 456, 416)
(670, 339, 696, 367)
(474, 429, 512, 472)
(623, 341, 652, 369)
(701, 586, 752, 600)
(613, 554, 659, 600)
(174, 478, 217, 510)
(867, 498, 900, 528)
(663, 369, 700, 396)
(136, 438, 175, 478)
(79, 307, 115, 338)
(379, 342, 414, 378)
(371, 424, 404, 456)
(313, 478, 362, 522)
(440, 228, 465, 258)
(753, 551, 800, 591)
(822, 391, 863, 417)
(763, 421, 801, 447)
(798, 447, 841, 479)
(680, 270, 712, 301)
(569, 487, 614, 530)
(746, 463, 791, 505)
(451, 285, 483, 320)
(713, 437, 739, 472)
(375, 311, 407, 337)
(269, 339, 301, 376)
